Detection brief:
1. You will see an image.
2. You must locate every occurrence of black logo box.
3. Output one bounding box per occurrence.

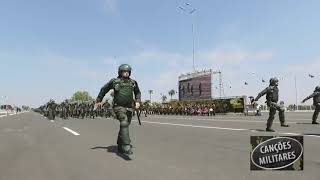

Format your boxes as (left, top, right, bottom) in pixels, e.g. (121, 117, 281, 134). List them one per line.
(250, 136, 304, 171)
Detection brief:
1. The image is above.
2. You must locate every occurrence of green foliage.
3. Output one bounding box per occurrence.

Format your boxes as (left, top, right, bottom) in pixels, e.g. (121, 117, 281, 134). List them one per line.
(168, 89, 176, 100)
(70, 91, 94, 102)
(161, 95, 167, 102)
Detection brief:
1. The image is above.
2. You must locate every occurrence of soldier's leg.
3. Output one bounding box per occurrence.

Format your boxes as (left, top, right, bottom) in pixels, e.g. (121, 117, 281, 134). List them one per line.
(275, 104, 289, 127)
(115, 108, 132, 154)
(312, 105, 320, 124)
(267, 106, 276, 131)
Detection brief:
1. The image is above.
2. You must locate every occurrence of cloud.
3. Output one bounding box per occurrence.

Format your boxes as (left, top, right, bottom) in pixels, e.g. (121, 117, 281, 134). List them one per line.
(131, 49, 189, 66)
(117, 46, 276, 102)
(199, 48, 274, 65)
(285, 57, 320, 75)
(103, 0, 119, 15)
(41, 53, 109, 82)
(103, 56, 116, 65)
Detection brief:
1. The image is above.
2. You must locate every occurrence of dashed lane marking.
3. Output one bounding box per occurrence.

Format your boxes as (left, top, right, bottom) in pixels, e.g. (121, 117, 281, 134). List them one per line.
(63, 127, 80, 136)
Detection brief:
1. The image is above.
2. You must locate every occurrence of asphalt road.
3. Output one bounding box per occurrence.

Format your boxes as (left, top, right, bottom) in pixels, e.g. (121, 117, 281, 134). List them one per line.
(0, 111, 319, 180)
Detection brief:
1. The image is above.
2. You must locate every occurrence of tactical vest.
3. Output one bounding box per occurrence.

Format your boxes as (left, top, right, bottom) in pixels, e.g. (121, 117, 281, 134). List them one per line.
(266, 86, 279, 103)
(112, 78, 136, 107)
(313, 92, 320, 105)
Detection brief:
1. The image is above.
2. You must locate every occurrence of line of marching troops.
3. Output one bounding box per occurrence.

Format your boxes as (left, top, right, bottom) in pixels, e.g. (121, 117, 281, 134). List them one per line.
(34, 99, 115, 120)
(140, 103, 217, 117)
(34, 99, 218, 120)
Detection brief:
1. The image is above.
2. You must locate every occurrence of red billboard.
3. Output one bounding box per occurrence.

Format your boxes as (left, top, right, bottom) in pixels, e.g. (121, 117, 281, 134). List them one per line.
(178, 71, 212, 101)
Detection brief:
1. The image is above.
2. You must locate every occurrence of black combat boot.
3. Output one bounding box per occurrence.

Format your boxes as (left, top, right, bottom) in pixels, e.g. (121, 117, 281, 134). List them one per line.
(281, 123, 290, 127)
(312, 121, 319, 124)
(118, 145, 133, 155)
(266, 128, 275, 132)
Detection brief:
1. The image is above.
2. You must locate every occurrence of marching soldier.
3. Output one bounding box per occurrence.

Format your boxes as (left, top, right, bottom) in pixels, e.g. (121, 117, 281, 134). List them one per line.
(253, 77, 289, 132)
(302, 86, 320, 124)
(46, 99, 57, 120)
(95, 64, 141, 155)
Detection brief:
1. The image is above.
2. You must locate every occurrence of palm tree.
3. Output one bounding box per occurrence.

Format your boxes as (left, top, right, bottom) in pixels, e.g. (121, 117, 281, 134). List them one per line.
(161, 95, 167, 103)
(148, 90, 153, 102)
(168, 89, 176, 100)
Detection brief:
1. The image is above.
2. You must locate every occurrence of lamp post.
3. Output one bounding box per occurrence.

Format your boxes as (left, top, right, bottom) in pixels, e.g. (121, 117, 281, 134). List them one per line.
(179, 3, 197, 72)
(294, 74, 298, 111)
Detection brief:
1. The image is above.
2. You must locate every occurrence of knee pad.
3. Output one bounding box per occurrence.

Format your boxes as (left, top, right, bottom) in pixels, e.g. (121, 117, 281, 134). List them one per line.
(120, 120, 129, 128)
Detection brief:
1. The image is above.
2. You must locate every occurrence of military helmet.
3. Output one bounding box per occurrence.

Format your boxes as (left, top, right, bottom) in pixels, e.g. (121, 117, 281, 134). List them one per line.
(118, 64, 132, 76)
(315, 86, 320, 92)
(269, 77, 279, 85)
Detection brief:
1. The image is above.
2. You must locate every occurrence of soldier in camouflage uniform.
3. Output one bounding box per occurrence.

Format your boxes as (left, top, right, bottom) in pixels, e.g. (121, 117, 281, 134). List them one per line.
(302, 86, 320, 124)
(253, 77, 289, 132)
(95, 64, 141, 155)
(89, 100, 95, 119)
(46, 99, 57, 120)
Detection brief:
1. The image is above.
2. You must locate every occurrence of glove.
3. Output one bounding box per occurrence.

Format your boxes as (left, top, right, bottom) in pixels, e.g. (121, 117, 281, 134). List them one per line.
(135, 102, 140, 109)
(94, 102, 102, 110)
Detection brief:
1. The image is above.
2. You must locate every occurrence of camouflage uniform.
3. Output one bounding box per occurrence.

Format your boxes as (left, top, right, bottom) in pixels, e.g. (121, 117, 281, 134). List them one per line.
(96, 64, 141, 155)
(46, 99, 57, 120)
(254, 78, 289, 132)
(302, 86, 320, 124)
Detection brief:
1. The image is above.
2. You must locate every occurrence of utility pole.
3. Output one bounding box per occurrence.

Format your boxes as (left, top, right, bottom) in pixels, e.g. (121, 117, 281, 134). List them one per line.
(178, 3, 197, 72)
(295, 75, 298, 111)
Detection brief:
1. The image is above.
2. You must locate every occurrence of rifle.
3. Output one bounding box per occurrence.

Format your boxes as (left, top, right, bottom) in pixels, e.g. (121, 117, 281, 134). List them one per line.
(132, 101, 142, 125)
(136, 107, 142, 125)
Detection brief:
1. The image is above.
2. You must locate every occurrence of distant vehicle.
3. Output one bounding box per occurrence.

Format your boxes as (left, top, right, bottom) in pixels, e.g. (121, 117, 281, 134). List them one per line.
(0, 105, 13, 111)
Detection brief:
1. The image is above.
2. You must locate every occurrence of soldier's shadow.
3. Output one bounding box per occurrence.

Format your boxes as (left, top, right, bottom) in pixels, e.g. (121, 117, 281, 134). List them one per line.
(296, 122, 316, 125)
(91, 145, 132, 161)
(250, 129, 266, 132)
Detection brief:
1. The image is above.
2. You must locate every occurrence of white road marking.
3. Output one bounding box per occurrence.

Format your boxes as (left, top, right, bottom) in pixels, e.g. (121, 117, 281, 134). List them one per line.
(150, 116, 312, 123)
(134, 120, 320, 139)
(304, 135, 320, 138)
(63, 127, 80, 136)
(0, 111, 28, 118)
(136, 120, 248, 131)
(278, 132, 300, 136)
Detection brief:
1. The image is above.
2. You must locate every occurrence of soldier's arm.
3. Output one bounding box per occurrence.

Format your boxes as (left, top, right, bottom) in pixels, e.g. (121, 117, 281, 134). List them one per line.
(254, 87, 269, 101)
(133, 80, 141, 102)
(96, 79, 114, 103)
(302, 92, 319, 102)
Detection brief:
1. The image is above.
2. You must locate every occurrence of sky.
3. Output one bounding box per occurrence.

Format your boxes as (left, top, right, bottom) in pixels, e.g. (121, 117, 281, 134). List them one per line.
(1, 0, 320, 107)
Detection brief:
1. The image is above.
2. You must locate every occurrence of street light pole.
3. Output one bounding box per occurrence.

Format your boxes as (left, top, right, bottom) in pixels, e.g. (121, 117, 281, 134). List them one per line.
(179, 3, 196, 72)
(114, 56, 117, 75)
(191, 16, 195, 72)
(294, 74, 298, 111)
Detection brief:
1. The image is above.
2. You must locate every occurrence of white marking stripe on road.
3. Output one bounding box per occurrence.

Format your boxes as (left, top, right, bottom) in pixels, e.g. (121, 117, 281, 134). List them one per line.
(0, 112, 28, 118)
(136, 120, 320, 138)
(63, 127, 80, 136)
(137, 120, 248, 131)
(304, 135, 320, 138)
(151, 116, 312, 123)
(279, 132, 300, 135)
